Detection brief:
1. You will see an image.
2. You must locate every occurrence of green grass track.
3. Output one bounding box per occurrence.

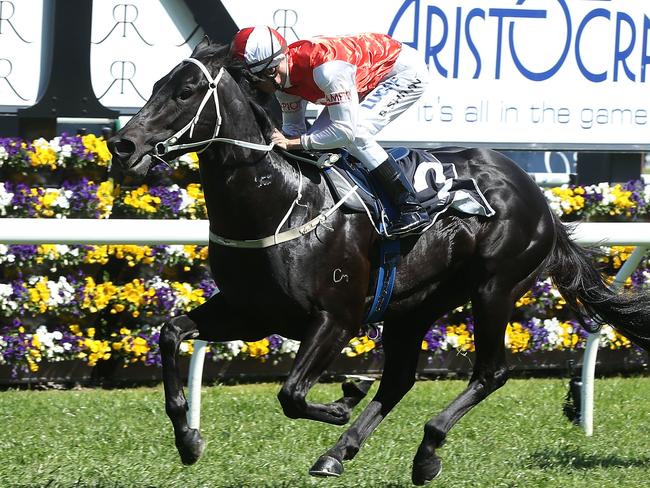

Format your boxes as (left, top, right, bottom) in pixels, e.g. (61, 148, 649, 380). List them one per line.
(1, 378, 650, 487)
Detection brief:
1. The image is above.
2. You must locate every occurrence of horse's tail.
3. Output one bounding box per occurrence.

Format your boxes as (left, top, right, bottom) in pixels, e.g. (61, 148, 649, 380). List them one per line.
(546, 213, 650, 349)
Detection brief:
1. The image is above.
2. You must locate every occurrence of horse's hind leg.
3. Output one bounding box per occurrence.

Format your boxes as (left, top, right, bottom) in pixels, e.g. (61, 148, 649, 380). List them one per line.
(411, 273, 537, 484)
(161, 292, 263, 465)
(310, 319, 426, 477)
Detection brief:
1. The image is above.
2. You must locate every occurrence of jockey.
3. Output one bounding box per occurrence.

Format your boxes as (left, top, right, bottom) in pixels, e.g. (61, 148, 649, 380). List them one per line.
(230, 26, 431, 236)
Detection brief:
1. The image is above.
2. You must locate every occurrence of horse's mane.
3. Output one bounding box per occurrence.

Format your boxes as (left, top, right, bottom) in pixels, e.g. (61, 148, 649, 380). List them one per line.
(192, 40, 281, 139)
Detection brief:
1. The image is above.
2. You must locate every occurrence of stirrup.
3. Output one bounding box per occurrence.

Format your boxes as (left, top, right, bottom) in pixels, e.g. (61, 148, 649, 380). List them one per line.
(387, 211, 430, 236)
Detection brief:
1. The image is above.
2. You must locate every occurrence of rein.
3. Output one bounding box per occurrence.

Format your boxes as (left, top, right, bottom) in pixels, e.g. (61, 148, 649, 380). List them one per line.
(156, 56, 358, 249)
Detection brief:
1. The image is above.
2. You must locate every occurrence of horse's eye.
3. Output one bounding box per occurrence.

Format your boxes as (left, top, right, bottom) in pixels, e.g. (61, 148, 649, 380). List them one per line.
(177, 88, 193, 100)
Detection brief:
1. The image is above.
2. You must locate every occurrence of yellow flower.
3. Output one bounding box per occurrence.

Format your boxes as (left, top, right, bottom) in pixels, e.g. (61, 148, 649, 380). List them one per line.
(36, 245, 60, 263)
(244, 338, 270, 358)
(119, 279, 148, 306)
(445, 324, 475, 352)
(26, 277, 51, 313)
(82, 134, 112, 166)
(131, 337, 149, 356)
(28, 138, 57, 170)
(345, 336, 376, 357)
(84, 246, 110, 265)
(506, 322, 531, 353)
(515, 291, 534, 308)
(96, 180, 115, 218)
(609, 184, 635, 216)
(171, 282, 206, 310)
(550, 187, 585, 214)
(82, 277, 117, 312)
(123, 185, 161, 214)
(81, 338, 112, 366)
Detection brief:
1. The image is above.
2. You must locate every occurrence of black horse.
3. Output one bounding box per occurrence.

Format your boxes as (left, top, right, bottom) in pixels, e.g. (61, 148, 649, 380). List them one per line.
(108, 38, 650, 485)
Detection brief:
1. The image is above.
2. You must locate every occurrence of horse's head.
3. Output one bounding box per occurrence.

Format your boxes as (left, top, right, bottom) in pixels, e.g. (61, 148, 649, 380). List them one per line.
(108, 37, 276, 179)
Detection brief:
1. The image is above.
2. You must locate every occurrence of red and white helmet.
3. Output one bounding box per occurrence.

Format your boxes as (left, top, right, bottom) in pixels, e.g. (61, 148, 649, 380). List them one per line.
(231, 26, 287, 73)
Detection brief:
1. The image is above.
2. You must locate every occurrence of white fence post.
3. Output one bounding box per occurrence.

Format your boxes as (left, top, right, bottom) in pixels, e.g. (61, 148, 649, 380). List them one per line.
(580, 245, 648, 436)
(187, 339, 208, 430)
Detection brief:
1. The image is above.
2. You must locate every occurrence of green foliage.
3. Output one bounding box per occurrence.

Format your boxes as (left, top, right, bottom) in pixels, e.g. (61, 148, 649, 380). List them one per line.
(1, 378, 650, 487)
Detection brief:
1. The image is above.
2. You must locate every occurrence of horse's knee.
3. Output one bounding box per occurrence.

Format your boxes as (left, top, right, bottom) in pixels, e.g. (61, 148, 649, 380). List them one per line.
(160, 315, 199, 353)
(277, 385, 305, 419)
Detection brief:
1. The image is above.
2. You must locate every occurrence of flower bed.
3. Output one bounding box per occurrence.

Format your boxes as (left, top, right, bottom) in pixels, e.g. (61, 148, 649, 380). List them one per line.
(1, 134, 649, 383)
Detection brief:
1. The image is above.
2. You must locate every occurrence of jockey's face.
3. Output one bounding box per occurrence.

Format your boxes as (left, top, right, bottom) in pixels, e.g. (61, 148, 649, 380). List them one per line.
(256, 57, 287, 94)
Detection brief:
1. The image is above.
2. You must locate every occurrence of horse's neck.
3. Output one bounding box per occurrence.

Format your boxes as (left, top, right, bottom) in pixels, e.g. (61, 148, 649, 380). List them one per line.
(200, 151, 319, 238)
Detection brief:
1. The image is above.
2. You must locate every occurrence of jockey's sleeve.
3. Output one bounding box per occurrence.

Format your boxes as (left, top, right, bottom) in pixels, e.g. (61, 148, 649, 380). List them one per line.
(276, 92, 307, 137)
(300, 61, 358, 151)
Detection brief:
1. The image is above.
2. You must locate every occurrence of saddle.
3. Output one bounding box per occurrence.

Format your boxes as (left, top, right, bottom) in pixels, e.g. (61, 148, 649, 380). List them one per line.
(317, 147, 495, 235)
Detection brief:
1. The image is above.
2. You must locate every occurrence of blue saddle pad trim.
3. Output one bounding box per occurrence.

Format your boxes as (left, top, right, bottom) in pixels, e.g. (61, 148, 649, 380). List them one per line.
(387, 146, 410, 161)
(363, 236, 401, 324)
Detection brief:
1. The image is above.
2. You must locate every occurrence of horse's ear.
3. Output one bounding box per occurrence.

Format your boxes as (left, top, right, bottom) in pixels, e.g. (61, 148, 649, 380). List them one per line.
(191, 35, 212, 56)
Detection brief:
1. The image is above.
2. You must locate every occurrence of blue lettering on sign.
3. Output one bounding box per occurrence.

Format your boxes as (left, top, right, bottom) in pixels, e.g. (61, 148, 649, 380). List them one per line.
(643, 15, 650, 82)
(388, 0, 650, 83)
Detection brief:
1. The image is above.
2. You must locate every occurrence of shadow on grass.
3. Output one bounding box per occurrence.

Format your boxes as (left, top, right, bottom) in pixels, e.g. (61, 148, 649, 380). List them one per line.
(531, 448, 650, 470)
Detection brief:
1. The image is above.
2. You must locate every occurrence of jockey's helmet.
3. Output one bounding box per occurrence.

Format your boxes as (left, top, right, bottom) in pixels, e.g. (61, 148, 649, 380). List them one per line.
(231, 26, 287, 73)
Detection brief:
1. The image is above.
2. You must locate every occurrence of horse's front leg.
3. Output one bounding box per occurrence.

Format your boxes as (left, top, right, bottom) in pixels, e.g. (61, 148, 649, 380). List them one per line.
(277, 310, 358, 425)
(160, 292, 263, 465)
(160, 314, 204, 465)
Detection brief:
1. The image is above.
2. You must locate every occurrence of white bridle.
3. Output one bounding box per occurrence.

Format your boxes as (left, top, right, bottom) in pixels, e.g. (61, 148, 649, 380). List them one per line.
(150, 57, 362, 249)
(152, 57, 275, 157)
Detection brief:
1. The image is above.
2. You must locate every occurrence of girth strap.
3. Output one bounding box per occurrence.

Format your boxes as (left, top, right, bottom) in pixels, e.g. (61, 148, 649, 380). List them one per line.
(363, 235, 401, 324)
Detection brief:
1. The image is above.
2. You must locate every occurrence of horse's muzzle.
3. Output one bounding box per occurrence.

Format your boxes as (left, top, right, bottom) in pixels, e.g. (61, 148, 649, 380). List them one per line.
(107, 136, 155, 178)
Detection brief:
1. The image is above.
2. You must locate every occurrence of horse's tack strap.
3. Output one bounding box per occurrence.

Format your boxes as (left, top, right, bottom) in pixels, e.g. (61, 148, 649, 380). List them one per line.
(363, 235, 401, 324)
(208, 185, 358, 249)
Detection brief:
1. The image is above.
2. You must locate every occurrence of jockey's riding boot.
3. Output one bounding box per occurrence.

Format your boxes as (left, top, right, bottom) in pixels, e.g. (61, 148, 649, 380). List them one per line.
(370, 156, 431, 236)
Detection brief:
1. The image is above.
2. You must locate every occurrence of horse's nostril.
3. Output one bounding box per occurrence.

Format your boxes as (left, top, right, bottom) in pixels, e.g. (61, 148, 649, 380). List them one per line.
(113, 139, 136, 158)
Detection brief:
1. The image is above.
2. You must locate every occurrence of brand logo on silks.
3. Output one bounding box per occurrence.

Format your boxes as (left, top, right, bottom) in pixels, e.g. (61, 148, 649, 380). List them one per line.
(326, 90, 352, 105)
(281, 101, 302, 112)
(388, 0, 650, 83)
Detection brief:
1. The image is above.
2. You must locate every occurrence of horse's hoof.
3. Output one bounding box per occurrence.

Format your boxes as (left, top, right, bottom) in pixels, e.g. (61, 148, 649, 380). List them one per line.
(411, 454, 442, 485)
(176, 428, 205, 466)
(309, 455, 344, 477)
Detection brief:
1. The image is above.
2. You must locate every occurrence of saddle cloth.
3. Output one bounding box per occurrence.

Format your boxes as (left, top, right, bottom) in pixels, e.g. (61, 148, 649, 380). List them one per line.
(323, 147, 495, 232)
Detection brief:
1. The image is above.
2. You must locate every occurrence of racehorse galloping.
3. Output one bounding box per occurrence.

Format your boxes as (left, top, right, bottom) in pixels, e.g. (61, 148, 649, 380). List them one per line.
(108, 38, 650, 485)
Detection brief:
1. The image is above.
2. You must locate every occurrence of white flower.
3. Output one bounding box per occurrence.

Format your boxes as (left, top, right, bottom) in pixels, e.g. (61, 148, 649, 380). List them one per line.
(279, 338, 300, 355)
(0, 283, 18, 312)
(0, 182, 14, 216)
(36, 325, 65, 359)
(0, 245, 15, 264)
(178, 188, 194, 212)
(542, 317, 563, 349)
(222, 340, 244, 359)
(46, 276, 76, 307)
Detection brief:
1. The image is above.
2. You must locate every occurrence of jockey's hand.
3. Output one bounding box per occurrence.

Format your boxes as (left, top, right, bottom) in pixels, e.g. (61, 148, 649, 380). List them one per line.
(271, 129, 301, 150)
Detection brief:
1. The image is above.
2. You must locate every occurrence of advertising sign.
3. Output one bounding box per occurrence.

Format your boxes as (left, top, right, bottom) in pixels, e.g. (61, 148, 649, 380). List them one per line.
(0, 0, 43, 109)
(1, 0, 648, 149)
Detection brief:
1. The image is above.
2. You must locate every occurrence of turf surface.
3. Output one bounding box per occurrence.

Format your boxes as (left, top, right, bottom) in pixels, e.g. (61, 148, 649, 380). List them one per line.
(1, 377, 650, 487)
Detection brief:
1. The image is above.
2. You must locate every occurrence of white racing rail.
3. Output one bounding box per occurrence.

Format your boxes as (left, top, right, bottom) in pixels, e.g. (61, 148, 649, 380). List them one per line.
(2, 218, 649, 433)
